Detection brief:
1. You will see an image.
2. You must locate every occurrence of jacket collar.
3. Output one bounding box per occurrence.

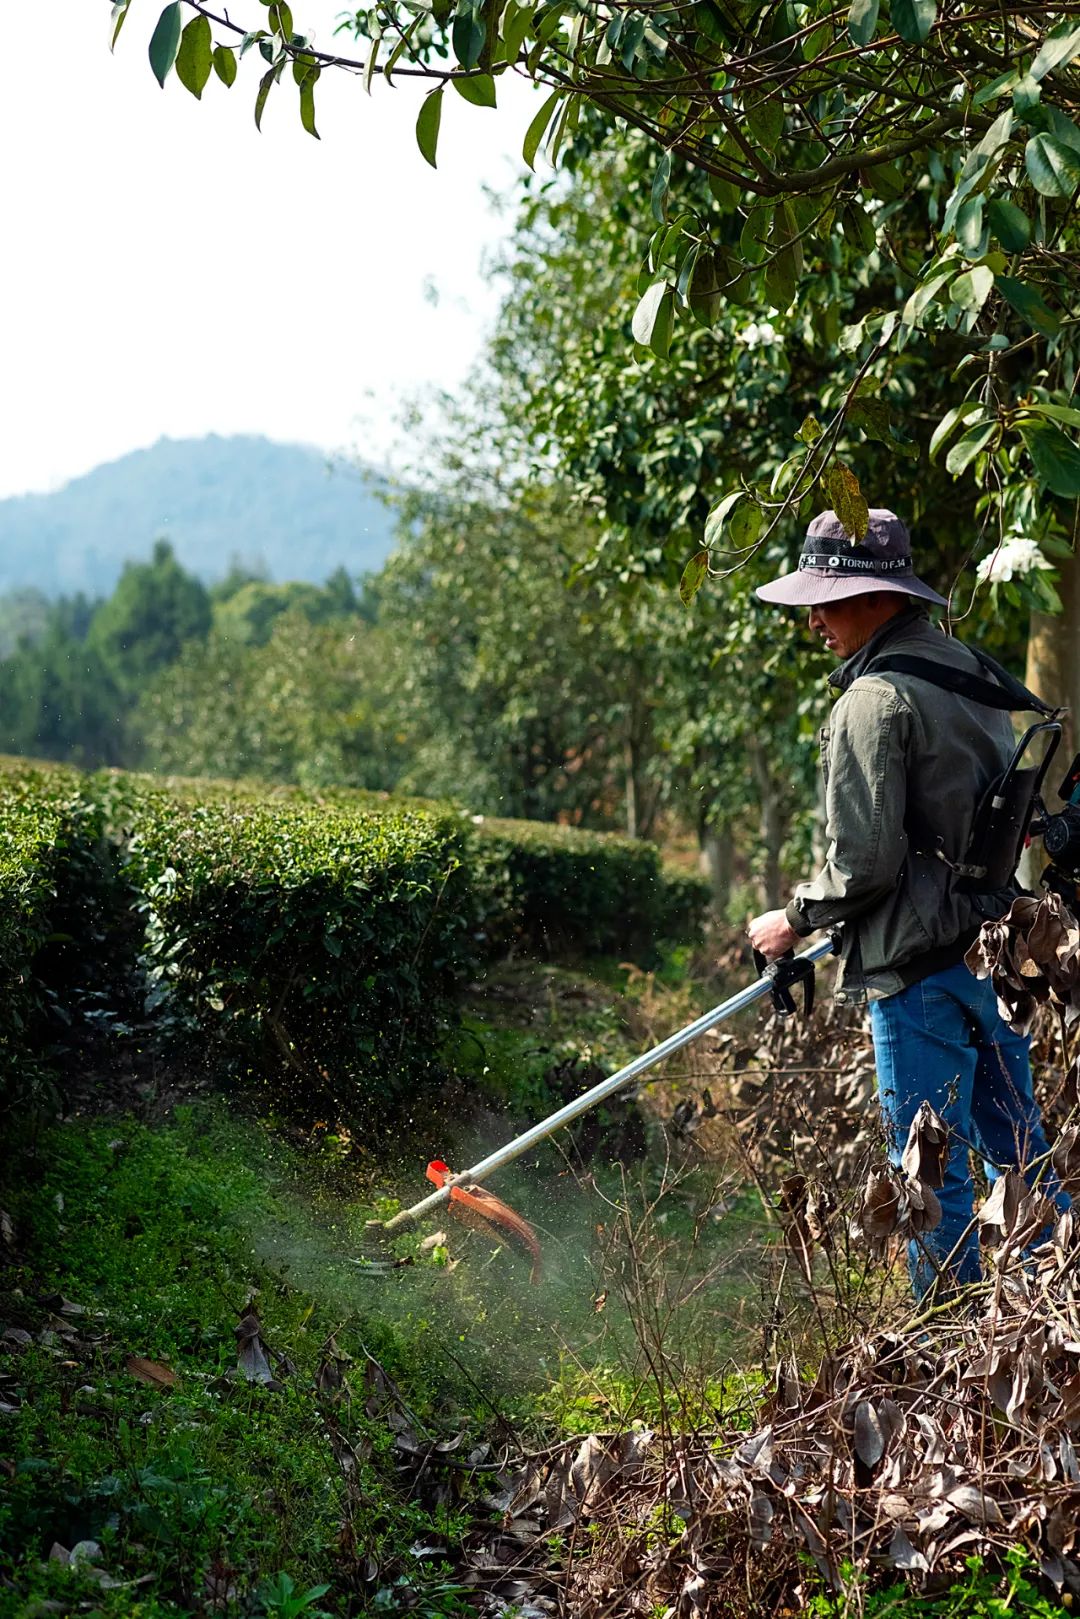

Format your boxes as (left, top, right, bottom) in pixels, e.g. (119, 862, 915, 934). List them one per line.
(830, 605, 930, 693)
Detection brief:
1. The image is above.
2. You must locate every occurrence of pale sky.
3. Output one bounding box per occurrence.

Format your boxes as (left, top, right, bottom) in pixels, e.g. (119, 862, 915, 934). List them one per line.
(2, 1, 538, 498)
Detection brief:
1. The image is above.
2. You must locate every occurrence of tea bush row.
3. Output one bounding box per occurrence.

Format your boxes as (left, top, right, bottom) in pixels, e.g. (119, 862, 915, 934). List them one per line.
(105, 768, 707, 958)
(0, 760, 93, 1096)
(0, 760, 706, 1117)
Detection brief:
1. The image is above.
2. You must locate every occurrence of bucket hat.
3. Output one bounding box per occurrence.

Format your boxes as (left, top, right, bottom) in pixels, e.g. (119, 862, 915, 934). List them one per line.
(756, 508, 947, 608)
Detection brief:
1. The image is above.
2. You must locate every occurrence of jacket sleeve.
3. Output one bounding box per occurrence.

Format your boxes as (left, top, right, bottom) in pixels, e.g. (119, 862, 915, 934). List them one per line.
(785, 680, 912, 936)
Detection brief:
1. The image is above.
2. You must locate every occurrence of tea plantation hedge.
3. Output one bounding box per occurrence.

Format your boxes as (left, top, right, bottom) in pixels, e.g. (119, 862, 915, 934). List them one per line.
(102, 770, 706, 958)
(0, 759, 708, 1117)
(0, 761, 138, 1110)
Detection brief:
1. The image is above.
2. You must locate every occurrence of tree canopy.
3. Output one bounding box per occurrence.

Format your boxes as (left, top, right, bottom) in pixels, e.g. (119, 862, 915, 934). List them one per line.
(114, 1, 1080, 596)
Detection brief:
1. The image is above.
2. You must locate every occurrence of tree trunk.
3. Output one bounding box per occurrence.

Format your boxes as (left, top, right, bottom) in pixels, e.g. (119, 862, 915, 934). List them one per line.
(1025, 547, 1080, 766)
(811, 759, 828, 871)
(623, 684, 657, 840)
(748, 739, 787, 909)
(1020, 546, 1080, 889)
(699, 824, 734, 918)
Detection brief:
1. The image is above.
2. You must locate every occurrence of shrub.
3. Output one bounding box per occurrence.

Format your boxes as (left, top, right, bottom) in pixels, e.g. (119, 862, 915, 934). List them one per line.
(462, 813, 707, 956)
(102, 769, 709, 959)
(0, 760, 92, 1108)
(116, 783, 488, 1118)
(0, 761, 708, 1119)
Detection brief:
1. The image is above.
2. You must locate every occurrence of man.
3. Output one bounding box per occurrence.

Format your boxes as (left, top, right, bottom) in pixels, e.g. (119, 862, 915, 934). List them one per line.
(748, 507, 1066, 1296)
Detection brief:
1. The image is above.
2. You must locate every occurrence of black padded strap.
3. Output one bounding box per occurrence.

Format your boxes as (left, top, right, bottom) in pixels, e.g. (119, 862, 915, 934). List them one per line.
(866, 650, 1059, 718)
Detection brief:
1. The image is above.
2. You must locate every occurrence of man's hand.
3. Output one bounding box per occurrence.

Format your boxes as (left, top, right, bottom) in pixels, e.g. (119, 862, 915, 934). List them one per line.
(747, 909, 801, 962)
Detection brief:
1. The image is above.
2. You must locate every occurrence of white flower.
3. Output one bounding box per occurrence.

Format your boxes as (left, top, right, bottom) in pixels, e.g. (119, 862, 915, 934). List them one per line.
(975, 536, 1052, 585)
(740, 321, 780, 350)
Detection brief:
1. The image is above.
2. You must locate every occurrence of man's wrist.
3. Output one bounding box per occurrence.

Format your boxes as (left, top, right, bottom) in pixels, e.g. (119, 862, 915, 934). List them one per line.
(785, 900, 814, 938)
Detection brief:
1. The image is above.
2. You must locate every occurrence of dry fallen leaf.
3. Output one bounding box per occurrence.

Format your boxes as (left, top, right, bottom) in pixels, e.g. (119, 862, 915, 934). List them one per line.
(236, 1307, 274, 1385)
(125, 1355, 179, 1388)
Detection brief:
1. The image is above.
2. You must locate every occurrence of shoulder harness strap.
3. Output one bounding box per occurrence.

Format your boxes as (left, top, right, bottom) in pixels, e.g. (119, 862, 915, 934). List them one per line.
(865, 649, 1061, 719)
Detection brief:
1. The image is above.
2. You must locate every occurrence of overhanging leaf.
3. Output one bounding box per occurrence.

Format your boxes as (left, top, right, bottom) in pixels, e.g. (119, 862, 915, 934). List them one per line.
(929, 400, 986, 461)
(945, 421, 996, 474)
(452, 3, 486, 70)
(1023, 401, 1080, 429)
(746, 97, 784, 152)
(213, 44, 238, 86)
(764, 204, 801, 311)
(986, 198, 1031, 251)
(1020, 418, 1080, 497)
(522, 89, 562, 171)
(848, 0, 879, 46)
(703, 489, 745, 546)
(955, 196, 985, 257)
(891, 0, 936, 43)
(651, 151, 672, 224)
(679, 551, 709, 606)
(996, 275, 1060, 336)
(1025, 133, 1080, 197)
(950, 263, 994, 312)
(729, 500, 764, 548)
(453, 72, 497, 107)
(254, 64, 278, 131)
(416, 86, 444, 169)
(298, 67, 320, 138)
(1032, 22, 1080, 83)
(631, 280, 669, 348)
(111, 1, 132, 52)
(175, 14, 213, 99)
(148, 2, 183, 86)
(824, 463, 869, 540)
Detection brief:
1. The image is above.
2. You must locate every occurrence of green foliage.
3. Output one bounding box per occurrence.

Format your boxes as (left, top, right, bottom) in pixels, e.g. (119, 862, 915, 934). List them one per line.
(0, 769, 71, 1084)
(0, 1111, 504, 1614)
(0, 758, 703, 1115)
(806, 1547, 1070, 1616)
(87, 538, 212, 697)
(0, 604, 122, 767)
(113, 4, 1080, 586)
(0, 761, 108, 1110)
(111, 777, 483, 1120)
(132, 609, 405, 790)
(470, 813, 706, 956)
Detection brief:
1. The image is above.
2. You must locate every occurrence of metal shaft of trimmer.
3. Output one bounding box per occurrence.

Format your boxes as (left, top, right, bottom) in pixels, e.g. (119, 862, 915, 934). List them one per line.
(380, 935, 837, 1232)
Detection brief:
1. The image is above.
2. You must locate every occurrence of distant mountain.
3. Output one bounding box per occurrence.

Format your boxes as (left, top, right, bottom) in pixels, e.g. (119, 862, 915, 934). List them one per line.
(0, 435, 398, 596)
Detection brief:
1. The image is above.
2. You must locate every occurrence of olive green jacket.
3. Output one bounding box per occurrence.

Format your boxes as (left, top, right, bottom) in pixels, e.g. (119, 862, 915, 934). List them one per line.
(784, 608, 1020, 1004)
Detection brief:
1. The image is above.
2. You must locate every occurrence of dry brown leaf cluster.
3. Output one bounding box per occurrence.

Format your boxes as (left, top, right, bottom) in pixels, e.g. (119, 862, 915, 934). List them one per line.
(398, 1207, 1080, 1615)
(966, 891, 1080, 1043)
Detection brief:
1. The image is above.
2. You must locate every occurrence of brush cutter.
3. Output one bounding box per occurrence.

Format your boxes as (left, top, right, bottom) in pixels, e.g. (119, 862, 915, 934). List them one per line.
(358, 933, 839, 1275)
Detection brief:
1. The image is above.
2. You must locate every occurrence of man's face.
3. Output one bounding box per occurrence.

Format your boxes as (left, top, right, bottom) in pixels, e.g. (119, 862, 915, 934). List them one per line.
(808, 594, 903, 659)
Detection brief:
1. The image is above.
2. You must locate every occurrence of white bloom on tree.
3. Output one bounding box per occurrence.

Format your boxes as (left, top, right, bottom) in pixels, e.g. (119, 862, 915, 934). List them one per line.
(975, 536, 1052, 585)
(740, 322, 780, 349)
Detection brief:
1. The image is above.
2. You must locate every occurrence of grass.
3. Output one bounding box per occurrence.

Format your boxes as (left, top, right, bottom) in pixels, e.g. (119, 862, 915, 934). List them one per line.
(0, 1020, 767, 1619)
(0, 1109, 496, 1618)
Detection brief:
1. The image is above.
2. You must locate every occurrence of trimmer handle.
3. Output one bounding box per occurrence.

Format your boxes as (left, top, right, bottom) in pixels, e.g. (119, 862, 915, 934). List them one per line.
(752, 947, 817, 1018)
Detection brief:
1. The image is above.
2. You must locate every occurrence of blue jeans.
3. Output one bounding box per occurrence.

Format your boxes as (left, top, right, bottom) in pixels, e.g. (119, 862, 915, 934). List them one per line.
(870, 960, 1069, 1298)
